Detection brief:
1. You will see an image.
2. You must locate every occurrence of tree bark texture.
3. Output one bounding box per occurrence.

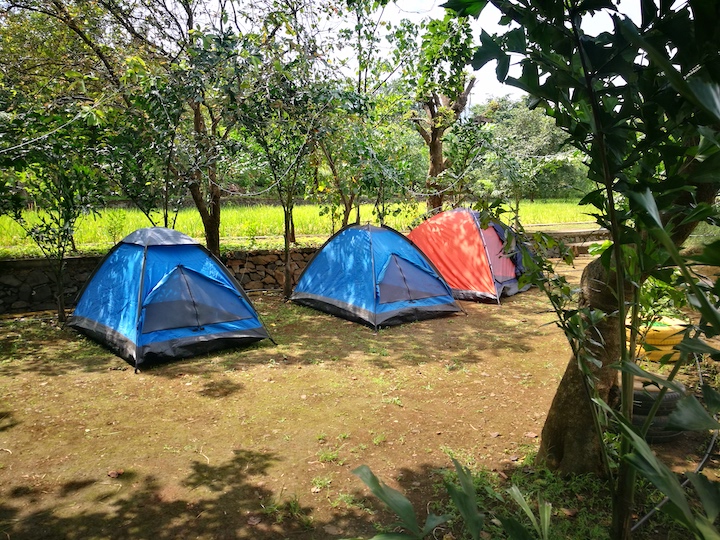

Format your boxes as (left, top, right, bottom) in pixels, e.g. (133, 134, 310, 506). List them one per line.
(536, 257, 622, 476)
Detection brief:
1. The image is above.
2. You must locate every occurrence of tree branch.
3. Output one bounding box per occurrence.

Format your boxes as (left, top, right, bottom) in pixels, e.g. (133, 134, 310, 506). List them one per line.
(49, 0, 131, 107)
(451, 76, 476, 119)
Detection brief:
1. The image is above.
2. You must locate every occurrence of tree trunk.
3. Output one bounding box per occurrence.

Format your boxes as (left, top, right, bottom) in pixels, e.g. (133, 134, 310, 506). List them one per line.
(318, 140, 357, 228)
(414, 81, 475, 214)
(282, 204, 294, 299)
(536, 257, 622, 476)
(188, 101, 222, 257)
(341, 193, 356, 227)
(53, 262, 67, 323)
(537, 180, 718, 476)
(289, 211, 296, 244)
(188, 181, 221, 257)
(426, 131, 445, 214)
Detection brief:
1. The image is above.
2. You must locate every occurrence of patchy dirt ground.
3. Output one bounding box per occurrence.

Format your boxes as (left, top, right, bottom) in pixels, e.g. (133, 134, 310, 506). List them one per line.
(0, 256, 717, 540)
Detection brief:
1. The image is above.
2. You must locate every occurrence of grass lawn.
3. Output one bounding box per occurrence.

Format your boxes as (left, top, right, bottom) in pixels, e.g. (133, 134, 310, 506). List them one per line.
(0, 200, 593, 258)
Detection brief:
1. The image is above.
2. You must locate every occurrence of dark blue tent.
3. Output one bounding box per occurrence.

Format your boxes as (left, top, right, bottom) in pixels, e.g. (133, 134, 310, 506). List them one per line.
(68, 228, 270, 368)
(291, 224, 461, 328)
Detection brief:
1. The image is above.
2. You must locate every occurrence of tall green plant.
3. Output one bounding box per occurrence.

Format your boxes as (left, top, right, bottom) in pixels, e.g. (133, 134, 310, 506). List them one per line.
(443, 0, 720, 537)
(345, 459, 548, 540)
(0, 107, 105, 321)
(229, 0, 335, 297)
(397, 13, 478, 212)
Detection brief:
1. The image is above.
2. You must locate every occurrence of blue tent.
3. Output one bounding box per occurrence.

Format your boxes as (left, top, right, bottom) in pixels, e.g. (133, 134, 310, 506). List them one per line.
(68, 228, 270, 368)
(291, 224, 461, 328)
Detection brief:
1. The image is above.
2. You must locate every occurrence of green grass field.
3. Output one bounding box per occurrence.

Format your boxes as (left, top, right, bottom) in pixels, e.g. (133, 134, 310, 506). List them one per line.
(0, 199, 594, 258)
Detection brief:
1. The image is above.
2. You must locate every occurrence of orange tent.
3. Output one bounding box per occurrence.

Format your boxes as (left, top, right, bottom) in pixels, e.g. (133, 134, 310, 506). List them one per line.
(407, 208, 527, 302)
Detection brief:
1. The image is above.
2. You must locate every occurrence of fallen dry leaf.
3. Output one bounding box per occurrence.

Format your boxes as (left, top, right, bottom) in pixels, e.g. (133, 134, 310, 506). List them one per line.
(524, 431, 538, 438)
(561, 508, 578, 517)
(107, 469, 124, 478)
(248, 516, 261, 526)
(489, 432, 501, 438)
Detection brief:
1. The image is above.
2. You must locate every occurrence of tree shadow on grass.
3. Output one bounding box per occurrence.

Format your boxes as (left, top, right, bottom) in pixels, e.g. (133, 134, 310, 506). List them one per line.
(1, 450, 301, 540)
(208, 291, 554, 372)
(0, 318, 117, 377)
(0, 410, 19, 432)
(0, 287, 558, 379)
(0, 448, 453, 540)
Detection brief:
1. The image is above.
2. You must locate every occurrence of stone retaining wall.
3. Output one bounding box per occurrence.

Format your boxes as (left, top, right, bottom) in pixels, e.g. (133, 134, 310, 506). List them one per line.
(0, 257, 99, 314)
(0, 248, 318, 315)
(543, 228, 609, 245)
(0, 229, 609, 315)
(222, 248, 317, 291)
(537, 228, 609, 257)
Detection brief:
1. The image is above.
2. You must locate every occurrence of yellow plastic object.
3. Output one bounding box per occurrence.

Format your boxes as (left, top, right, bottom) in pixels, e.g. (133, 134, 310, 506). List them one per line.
(643, 347, 681, 362)
(637, 317, 686, 362)
(642, 317, 685, 346)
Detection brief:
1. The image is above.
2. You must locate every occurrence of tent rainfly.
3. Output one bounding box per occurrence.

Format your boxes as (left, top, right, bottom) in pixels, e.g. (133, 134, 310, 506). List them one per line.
(290, 224, 461, 329)
(407, 208, 528, 302)
(67, 227, 270, 368)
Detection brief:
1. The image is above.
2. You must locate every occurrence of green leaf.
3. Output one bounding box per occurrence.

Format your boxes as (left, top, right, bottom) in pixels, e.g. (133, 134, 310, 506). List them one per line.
(666, 396, 720, 432)
(496, 54, 511, 81)
(674, 337, 720, 357)
(472, 30, 504, 71)
(679, 203, 717, 226)
(694, 515, 720, 540)
(614, 362, 687, 394)
(702, 384, 720, 416)
(618, 18, 720, 123)
(686, 472, 720, 522)
(504, 27, 526, 53)
(516, 61, 540, 95)
(507, 485, 540, 535)
(626, 188, 662, 228)
(498, 516, 535, 540)
(688, 78, 720, 124)
(577, 0, 616, 12)
(685, 150, 720, 183)
(698, 125, 720, 145)
(351, 465, 421, 536)
(440, 0, 488, 17)
(538, 494, 552, 540)
(421, 513, 450, 536)
(446, 458, 484, 539)
(595, 399, 695, 526)
(639, 0, 657, 29)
